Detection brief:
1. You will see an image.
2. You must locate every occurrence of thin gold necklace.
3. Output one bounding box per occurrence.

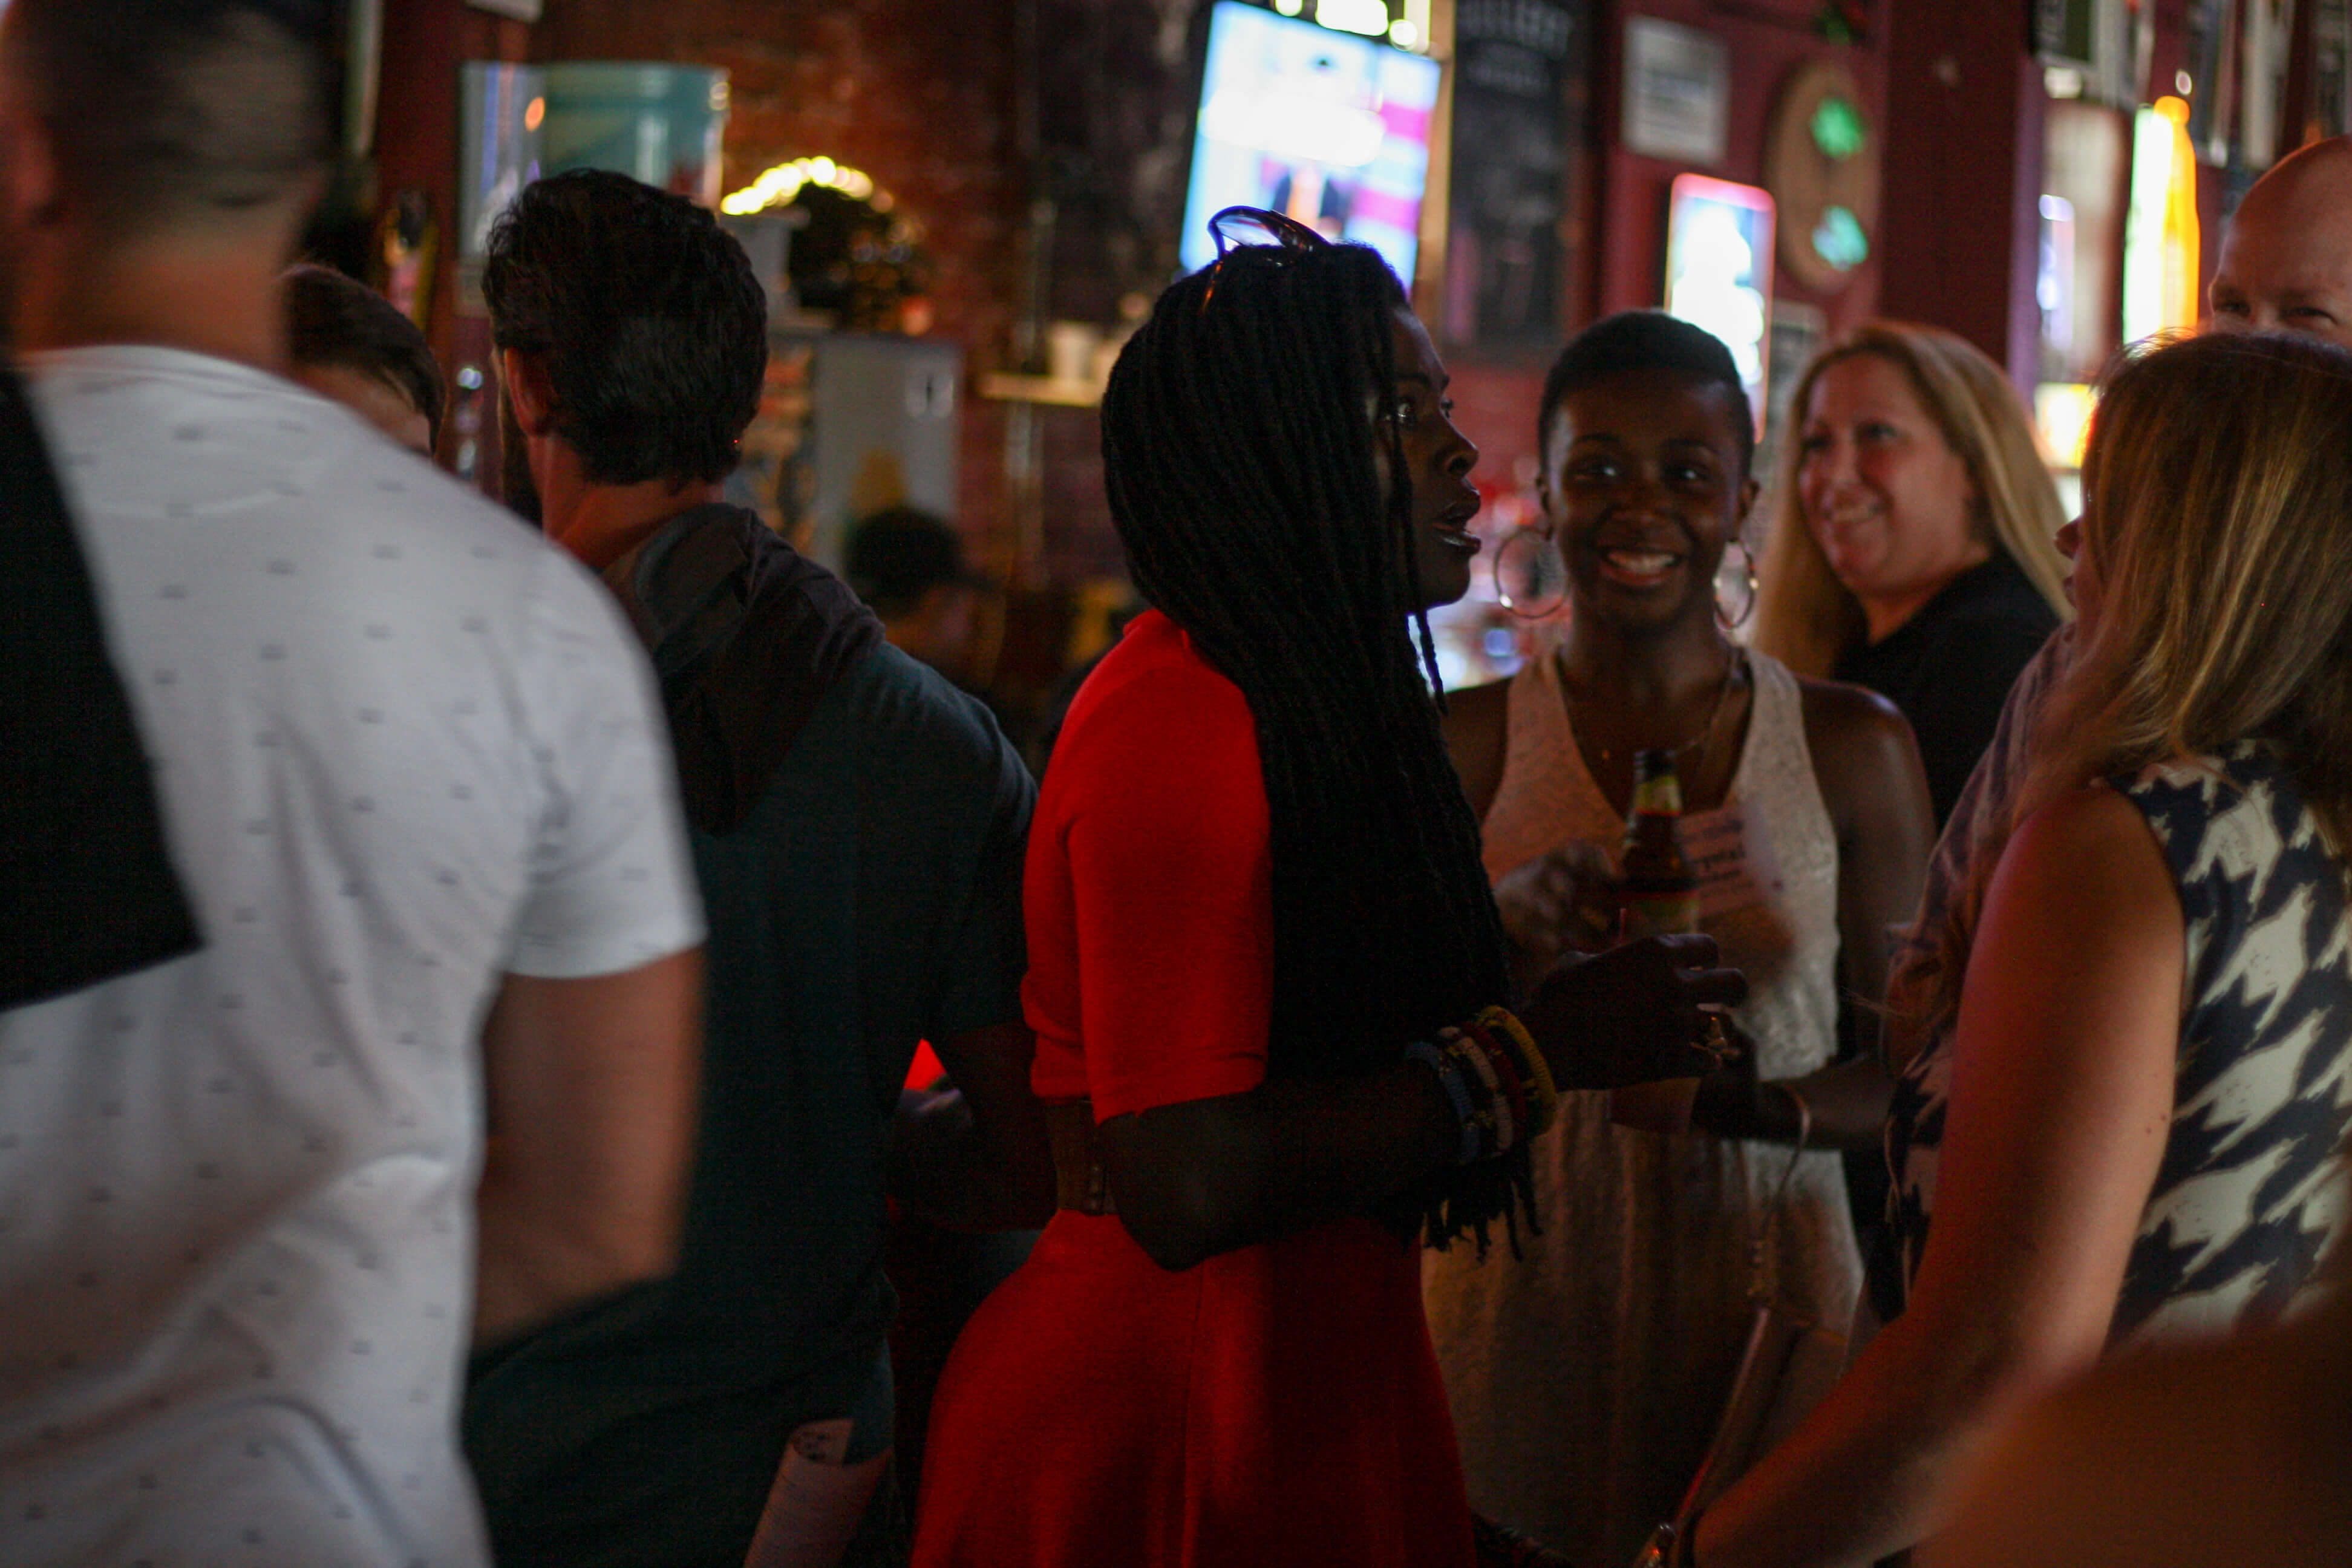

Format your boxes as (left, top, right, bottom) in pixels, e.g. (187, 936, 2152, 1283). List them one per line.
(1562, 645, 1745, 772)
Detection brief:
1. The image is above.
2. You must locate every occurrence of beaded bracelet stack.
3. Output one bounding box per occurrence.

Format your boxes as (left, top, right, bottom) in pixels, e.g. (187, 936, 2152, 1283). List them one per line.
(1405, 1005, 1562, 1166)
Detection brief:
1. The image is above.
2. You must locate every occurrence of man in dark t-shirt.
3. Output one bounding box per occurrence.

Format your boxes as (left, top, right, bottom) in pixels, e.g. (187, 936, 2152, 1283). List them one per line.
(466, 169, 1051, 1568)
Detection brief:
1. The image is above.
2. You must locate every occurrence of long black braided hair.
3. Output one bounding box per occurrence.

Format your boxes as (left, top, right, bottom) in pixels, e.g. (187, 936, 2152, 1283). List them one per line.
(1100, 240, 1527, 1251)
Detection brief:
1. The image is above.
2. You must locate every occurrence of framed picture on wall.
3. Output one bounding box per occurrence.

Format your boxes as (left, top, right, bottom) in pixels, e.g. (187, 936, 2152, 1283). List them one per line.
(1623, 16, 1730, 165)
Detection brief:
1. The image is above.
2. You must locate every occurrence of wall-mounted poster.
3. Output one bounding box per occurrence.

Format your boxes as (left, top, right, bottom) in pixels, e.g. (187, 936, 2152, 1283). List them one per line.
(1623, 16, 1729, 165)
(1443, 0, 1590, 354)
(1762, 297, 1824, 485)
(2235, 0, 2294, 166)
(2185, 0, 2235, 157)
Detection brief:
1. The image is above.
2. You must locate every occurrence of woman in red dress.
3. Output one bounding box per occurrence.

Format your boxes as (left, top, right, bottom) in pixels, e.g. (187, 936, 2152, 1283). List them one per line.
(912, 214, 1741, 1568)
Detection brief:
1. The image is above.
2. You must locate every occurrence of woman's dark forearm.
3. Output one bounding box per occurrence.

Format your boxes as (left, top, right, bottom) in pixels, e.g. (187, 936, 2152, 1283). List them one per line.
(1095, 936, 1740, 1272)
(1096, 1061, 1458, 1271)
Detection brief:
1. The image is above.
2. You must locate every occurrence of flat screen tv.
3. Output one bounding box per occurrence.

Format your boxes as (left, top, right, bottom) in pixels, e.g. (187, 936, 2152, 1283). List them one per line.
(1178, 1, 1443, 289)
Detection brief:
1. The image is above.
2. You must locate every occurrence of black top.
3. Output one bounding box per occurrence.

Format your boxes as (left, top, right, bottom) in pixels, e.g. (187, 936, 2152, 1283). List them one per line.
(0, 366, 198, 1007)
(465, 507, 1033, 1568)
(1834, 550, 2059, 828)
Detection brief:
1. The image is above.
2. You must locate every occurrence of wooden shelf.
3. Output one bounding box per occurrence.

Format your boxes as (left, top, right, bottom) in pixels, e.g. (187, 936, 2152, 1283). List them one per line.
(979, 372, 1104, 408)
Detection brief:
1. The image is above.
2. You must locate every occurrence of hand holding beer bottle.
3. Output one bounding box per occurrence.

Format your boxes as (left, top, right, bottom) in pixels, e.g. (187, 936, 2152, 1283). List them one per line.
(1492, 840, 1621, 1000)
(1612, 748, 1718, 1133)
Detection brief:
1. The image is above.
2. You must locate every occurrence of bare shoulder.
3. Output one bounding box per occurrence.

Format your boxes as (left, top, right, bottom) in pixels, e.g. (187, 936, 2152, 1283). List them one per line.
(1794, 673, 1930, 840)
(1795, 672, 1912, 753)
(1442, 678, 1513, 821)
(2001, 785, 2163, 887)
(1982, 785, 2176, 942)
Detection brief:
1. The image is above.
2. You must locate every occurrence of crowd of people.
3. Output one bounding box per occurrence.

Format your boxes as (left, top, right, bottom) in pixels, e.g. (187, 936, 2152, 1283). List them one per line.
(5, 5, 2352, 1568)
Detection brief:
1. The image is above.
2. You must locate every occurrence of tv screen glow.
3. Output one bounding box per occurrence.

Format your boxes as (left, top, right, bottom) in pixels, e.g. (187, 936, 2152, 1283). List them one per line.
(1664, 173, 1775, 436)
(1180, 1, 1442, 290)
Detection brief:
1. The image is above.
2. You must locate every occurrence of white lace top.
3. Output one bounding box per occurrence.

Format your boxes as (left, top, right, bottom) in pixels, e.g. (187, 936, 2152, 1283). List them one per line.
(1423, 648, 1860, 1563)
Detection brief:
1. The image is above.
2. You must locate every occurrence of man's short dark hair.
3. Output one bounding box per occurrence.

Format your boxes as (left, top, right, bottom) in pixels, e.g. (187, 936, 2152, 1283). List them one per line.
(1540, 310, 1756, 475)
(284, 264, 446, 444)
(3, 0, 331, 238)
(846, 507, 976, 617)
(482, 169, 768, 488)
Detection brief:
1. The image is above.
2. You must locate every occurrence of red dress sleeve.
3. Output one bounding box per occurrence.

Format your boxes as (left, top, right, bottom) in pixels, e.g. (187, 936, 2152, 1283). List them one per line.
(1057, 650, 1273, 1122)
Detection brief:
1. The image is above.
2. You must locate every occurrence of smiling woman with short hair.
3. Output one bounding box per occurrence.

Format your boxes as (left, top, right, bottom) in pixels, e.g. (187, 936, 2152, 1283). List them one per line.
(1425, 311, 1933, 1564)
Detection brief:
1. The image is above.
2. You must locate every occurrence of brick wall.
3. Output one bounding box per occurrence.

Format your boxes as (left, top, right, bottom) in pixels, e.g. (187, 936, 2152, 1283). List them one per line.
(1027, 0, 1205, 586)
(529, 0, 1027, 555)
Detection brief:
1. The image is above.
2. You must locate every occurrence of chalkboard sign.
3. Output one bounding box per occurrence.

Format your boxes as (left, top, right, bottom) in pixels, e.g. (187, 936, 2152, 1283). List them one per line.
(1446, 0, 1590, 354)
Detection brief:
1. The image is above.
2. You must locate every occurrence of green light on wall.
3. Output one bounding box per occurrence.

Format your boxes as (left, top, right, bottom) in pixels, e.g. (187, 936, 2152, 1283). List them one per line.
(1813, 205, 1869, 270)
(1811, 96, 1866, 161)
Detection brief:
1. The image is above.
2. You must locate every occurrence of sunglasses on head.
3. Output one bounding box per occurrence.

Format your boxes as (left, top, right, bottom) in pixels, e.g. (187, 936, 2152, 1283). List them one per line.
(1200, 205, 1328, 313)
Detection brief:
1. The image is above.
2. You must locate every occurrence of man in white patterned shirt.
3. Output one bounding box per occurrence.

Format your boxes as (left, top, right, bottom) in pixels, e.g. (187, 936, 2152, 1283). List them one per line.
(0, 4, 706, 1564)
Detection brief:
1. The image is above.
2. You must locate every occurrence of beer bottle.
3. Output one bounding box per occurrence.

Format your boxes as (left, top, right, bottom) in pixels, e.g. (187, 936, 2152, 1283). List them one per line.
(1618, 750, 1700, 939)
(1613, 748, 1705, 1134)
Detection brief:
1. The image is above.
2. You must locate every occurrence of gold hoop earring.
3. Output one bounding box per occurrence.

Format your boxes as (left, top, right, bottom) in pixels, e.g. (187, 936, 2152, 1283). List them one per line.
(1494, 526, 1566, 619)
(1716, 540, 1759, 632)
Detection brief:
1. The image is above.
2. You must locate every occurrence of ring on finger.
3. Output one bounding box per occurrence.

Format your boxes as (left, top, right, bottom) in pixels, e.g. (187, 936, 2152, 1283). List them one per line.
(1694, 1011, 1734, 1067)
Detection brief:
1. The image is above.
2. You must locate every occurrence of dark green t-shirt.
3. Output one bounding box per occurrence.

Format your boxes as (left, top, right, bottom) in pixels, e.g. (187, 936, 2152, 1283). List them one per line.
(463, 639, 1033, 1568)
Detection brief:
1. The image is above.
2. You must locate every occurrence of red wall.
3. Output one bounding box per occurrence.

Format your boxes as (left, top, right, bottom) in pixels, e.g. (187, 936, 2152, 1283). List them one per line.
(1442, 1, 1894, 510)
(376, 0, 527, 398)
(1585, 0, 1887, 333)
(1873, 0, 2043, 383)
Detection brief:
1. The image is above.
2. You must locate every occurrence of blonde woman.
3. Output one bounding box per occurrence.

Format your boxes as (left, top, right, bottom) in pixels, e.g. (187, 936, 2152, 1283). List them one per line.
(1688, 330, 2352, 1567)
(1756, 323, 2070, 825)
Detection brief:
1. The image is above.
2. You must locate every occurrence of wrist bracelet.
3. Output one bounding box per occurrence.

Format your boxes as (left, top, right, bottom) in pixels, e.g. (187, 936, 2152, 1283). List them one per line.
(1446, 1028, 1514, 1157)
(1477, 1011, 1552, 1133)
(1406, 1039, 1482, 1166)
(1465, 1019, 1532, 1151)
(1478, 1006, 1560, 1134)
(1458, 1034, 1514, 1161)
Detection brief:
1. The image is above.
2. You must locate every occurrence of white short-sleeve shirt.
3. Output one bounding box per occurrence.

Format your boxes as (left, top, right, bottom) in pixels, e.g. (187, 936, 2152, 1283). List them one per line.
(0, 347, 703, 1567)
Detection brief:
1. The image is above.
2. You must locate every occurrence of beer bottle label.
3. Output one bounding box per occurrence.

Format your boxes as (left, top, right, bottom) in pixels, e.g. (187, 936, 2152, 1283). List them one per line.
(1620, 888, 1700, 941)
(1630, 770, 1684, 818)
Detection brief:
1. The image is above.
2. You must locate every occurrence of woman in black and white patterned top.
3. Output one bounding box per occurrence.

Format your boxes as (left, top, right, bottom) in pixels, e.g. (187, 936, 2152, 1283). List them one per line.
(1890, 742, 2352, 1345)
(1688, 332, 2352, 1568)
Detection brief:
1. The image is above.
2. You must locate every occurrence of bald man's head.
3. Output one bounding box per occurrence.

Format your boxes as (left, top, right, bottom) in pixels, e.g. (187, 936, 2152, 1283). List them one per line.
(2211, 137, 2352, 348)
